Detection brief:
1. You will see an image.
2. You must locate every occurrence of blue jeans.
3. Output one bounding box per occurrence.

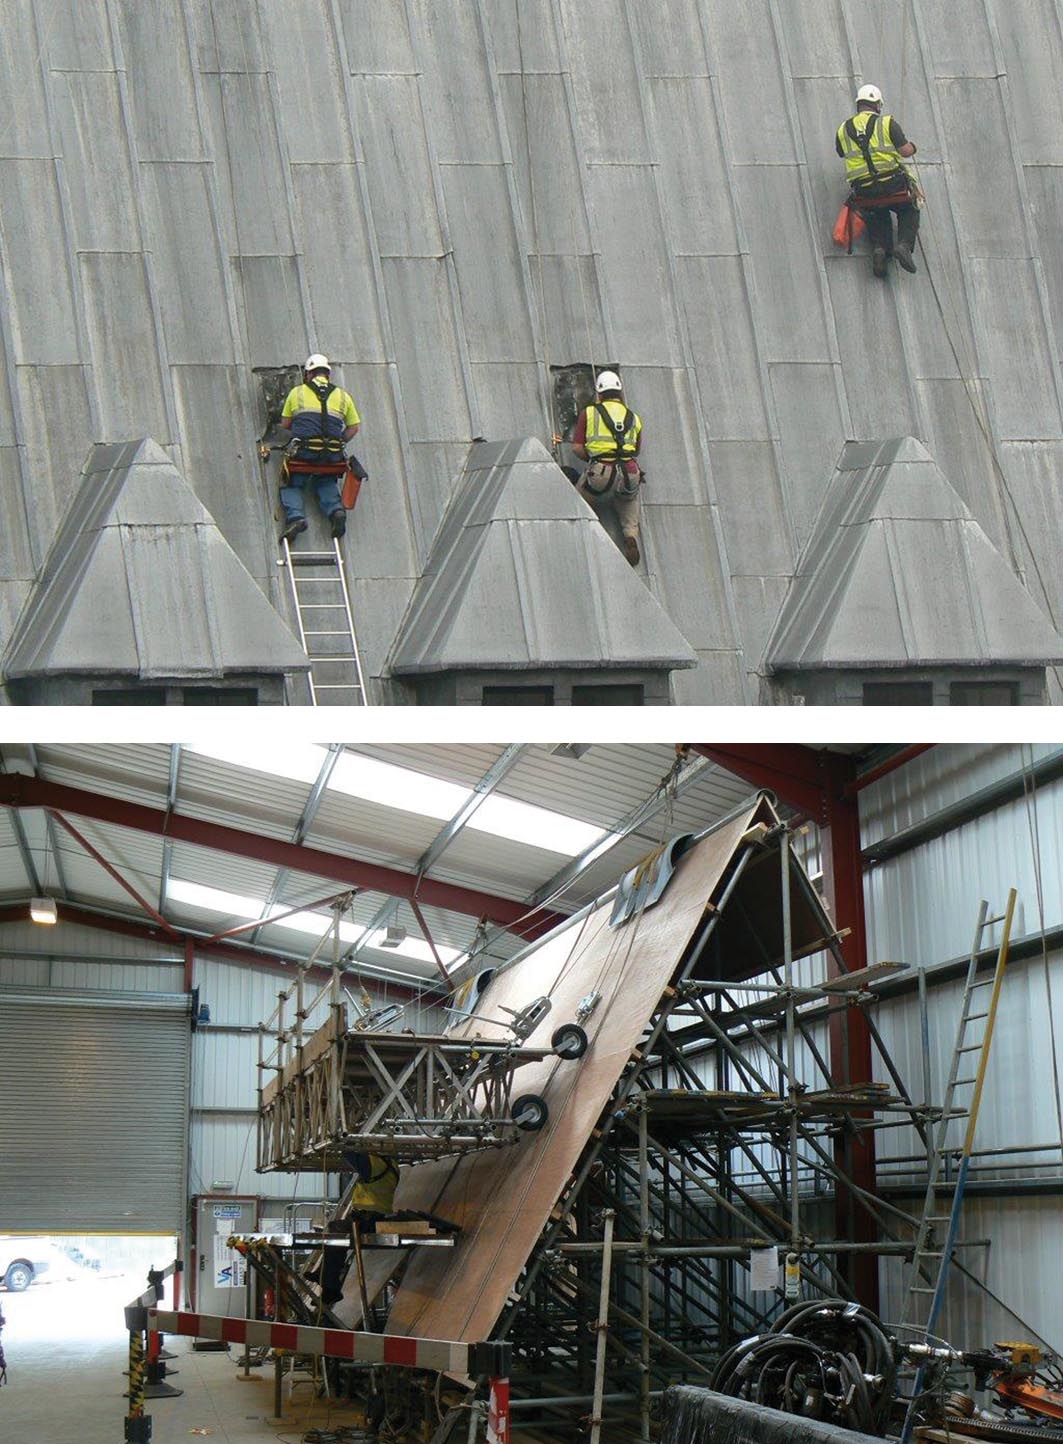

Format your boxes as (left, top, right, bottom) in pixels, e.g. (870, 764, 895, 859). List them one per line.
(281, 472, 343, 524)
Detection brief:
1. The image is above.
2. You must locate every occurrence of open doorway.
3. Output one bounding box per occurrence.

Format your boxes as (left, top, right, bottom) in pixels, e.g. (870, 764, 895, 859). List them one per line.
(0, 1233, 178, 1347)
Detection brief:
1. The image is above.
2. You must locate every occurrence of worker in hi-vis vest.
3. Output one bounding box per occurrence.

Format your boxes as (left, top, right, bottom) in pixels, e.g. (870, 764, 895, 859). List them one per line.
(570, 370, 644, 567)
(350, 1153, 400, 1216)
(278, 353, 360, 543)
(319, 1152, 400, 1306)
(836, 84, 919, 279)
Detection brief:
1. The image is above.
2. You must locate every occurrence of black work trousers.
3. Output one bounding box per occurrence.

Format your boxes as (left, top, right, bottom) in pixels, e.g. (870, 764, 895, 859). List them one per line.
(858, 196, 920, 255)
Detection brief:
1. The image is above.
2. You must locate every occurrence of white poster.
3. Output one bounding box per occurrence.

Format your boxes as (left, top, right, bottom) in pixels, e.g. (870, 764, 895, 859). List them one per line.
(213, 1234, 246, 1289)
(750, 1245, 779, 1292)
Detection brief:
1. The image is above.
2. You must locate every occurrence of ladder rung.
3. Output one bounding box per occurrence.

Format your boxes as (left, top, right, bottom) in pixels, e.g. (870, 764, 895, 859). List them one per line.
(965, 1011, 988, 1021)
(299, 603, 344, 610)
(291, 552, 338, 563)
(984, 913, 1006, 924)
(909, 1285, 936, 1293)
(967, 979, 994, 989)
(312, 684, 365, 692)
(304, 630, 353, 638)
(954, 1077, 977, 1085)
(957, 1044, 984, 1053)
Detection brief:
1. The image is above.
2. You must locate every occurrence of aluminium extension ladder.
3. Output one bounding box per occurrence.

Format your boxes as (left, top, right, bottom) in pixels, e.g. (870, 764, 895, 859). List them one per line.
(280, 537, 367, 706)
(899, 889, 1017, 1442)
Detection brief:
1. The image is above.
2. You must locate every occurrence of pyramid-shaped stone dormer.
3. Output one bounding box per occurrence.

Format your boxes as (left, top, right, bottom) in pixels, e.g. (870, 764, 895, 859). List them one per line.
(389, 439, 697, 705)
(3, 439, 308, 705)
(766, 437, 1063, 705)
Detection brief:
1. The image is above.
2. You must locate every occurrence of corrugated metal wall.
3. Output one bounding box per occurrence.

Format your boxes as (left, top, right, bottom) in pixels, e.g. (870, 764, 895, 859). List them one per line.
(861, 744, 1063, 1349)
(0, 986, 190, 1232)
(0, 927, 444, 1204)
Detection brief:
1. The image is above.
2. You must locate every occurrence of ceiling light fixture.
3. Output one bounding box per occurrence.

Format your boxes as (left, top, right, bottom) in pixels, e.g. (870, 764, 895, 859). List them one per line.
(30, 897, 58, 926)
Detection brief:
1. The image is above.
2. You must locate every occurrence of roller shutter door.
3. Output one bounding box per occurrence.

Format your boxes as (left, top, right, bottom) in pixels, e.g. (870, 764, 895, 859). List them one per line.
(0, 987, 191, 1233)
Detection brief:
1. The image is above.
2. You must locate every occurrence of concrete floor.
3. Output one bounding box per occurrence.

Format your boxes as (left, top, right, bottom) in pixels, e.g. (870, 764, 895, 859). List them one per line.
(0, 1275, 546, 1442)
(0, 1273, 374, 1441)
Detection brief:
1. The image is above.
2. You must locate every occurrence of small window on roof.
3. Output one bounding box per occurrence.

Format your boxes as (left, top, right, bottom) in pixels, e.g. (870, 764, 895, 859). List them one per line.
(550, 362, 621, 441)
(482, 685, 554, 706)
(949, 681, 1019, 706)
(92, 688, 167, 706)
(862, 681, 934, 706)
(183, 687, 259, 706)
(571, 684, 644, 706)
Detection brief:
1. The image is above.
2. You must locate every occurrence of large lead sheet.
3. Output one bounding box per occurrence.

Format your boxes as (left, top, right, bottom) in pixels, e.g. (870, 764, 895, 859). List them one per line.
(385, 800, 769, 1342)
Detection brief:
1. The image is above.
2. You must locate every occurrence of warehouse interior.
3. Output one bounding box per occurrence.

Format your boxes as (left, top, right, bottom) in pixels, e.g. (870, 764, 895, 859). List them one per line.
(0, 740, 1061, 1443)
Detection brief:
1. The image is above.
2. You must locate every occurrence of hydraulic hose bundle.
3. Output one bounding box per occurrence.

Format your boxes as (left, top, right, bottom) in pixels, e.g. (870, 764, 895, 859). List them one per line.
(709, 1301, 897, 1436)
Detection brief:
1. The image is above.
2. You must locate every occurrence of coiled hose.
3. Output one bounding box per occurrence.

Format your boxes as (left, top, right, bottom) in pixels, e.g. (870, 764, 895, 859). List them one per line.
(709, 1300, 898, 1436)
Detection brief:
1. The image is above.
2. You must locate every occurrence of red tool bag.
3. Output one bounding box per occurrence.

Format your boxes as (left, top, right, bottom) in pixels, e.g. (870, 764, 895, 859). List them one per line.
(832, 201, 867, 250)
(340, 464, 362, 511)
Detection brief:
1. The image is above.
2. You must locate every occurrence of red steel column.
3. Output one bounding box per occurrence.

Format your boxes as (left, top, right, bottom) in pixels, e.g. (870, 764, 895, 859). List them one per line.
(693, 744, 879, 1308)
(819, 755, 878, 1308)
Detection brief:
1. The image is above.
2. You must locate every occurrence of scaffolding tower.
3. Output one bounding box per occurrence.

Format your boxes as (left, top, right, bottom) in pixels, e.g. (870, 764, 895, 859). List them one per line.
(252, 809, 997, 1443)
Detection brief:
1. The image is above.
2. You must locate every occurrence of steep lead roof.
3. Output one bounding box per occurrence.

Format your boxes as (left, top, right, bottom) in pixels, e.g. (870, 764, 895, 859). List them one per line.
(389, 439, 697, 676)
(766, 437, 1063, 672)
(2, 439, 309, 681)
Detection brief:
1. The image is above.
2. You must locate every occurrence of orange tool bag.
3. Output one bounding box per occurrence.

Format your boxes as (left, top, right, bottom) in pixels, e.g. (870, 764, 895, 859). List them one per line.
(340, 455, 367, 511)
(832, 200, 867, 252)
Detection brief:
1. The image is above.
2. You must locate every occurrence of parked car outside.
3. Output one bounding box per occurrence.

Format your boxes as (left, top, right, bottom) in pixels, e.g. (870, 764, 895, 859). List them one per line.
(0, 1239, 53, 1292)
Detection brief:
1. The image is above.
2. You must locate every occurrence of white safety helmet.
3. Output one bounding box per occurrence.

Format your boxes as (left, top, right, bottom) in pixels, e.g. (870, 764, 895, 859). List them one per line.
(856, 84, 883, 107)
(595, 369, 622, 393)
(304, 352, 331, 373)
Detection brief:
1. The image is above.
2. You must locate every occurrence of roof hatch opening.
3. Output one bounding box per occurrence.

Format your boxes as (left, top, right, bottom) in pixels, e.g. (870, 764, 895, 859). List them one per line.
(253, 364, 301, 444)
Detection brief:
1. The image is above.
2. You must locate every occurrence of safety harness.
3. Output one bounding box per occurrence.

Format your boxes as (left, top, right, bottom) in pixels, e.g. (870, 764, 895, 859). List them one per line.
(285, 378, 350, 475)
(583, 402, 641, 496)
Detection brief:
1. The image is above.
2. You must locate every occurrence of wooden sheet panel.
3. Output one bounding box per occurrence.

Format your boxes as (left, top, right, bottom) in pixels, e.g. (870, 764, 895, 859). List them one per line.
(384, 800, 769, 1342)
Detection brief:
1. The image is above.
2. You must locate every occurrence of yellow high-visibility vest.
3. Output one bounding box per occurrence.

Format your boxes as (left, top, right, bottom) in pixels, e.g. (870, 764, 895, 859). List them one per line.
(584, 399, 642, 459)
(836, 111, 904, 186)
(352, 1154, 399, 1213)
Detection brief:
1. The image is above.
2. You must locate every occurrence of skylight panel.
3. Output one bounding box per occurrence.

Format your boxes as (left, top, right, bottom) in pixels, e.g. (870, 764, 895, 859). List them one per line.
(189, 745, 607, 859)
(328, 751, 469, 820)
(470, 795, 605, 855)
(187, 741, 327, 786)
(166, 878, 461, 969)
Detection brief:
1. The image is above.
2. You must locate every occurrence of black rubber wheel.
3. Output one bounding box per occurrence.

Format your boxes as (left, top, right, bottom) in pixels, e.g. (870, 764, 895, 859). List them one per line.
(551, 1023, 588, 1060)
(512, 1093, 549, 1132)
(5, 1261, 32, 1292)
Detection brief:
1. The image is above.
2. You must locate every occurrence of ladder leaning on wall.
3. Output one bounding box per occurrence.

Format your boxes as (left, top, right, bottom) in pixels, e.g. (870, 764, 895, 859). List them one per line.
(898, 888, 1018, 1443)
(279, 537, 367, 706)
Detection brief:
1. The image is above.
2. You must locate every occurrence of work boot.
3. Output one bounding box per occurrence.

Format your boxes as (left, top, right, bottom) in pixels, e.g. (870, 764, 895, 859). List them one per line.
(894, 241, 917, 273)
(329, 510, 347, 540)
(281, 517, 308, 544)
(871, 247, 888, 278)
(624, 536, 640, 567)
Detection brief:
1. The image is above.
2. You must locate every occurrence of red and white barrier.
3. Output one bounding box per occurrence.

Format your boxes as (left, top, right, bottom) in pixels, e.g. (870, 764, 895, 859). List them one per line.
(150, 1310, 474, 1374)
(487, 1376, 510, 1442)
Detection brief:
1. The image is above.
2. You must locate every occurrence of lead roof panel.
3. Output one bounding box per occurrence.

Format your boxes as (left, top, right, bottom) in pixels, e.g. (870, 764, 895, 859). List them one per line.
(1, 0, 1061, 698)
